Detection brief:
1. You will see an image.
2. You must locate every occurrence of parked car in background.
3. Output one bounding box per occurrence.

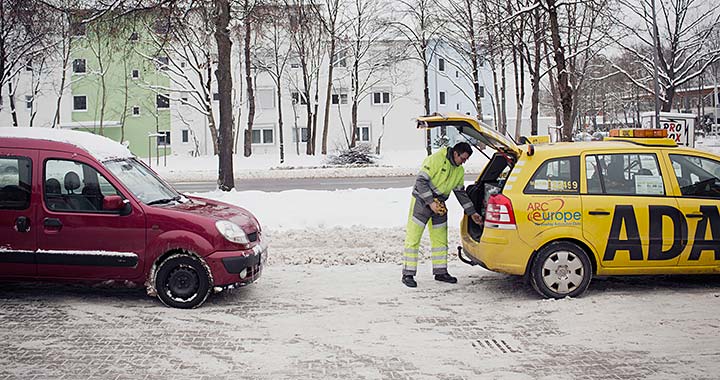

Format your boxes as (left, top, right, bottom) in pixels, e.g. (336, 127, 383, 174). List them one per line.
(419, 113, 720, 299)
(0, 128, 266, 308)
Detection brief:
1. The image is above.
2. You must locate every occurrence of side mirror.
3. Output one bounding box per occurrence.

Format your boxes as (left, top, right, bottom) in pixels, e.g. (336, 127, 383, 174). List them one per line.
(103, 195, 131, 215)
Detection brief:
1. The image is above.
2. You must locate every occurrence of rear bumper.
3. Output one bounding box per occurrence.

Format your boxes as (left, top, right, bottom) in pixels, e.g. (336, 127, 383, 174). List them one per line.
(206, 241, 268, 286)
(462, 228, 533, 276)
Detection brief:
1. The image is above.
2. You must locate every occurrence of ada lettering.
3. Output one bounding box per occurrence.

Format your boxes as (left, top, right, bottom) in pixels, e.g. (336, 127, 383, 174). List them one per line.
(603, 205, 720, 261)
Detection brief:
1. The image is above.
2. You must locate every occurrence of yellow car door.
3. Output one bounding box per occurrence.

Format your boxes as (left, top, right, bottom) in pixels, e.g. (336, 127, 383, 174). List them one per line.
(581, 151, 682, 270)
(665, 152, 720, 268)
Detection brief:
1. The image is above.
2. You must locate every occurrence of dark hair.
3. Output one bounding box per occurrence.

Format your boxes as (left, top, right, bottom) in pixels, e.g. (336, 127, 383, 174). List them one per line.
(453, 142, 473, 156)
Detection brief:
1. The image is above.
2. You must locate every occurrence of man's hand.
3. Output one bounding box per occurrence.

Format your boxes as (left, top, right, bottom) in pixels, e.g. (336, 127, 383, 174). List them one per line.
(429, 201, 440, 214)
(471, 213, 483, 224)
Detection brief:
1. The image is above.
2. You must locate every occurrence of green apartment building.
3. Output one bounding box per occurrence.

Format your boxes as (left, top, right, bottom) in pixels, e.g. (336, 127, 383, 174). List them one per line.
(69, 15, 172, 159)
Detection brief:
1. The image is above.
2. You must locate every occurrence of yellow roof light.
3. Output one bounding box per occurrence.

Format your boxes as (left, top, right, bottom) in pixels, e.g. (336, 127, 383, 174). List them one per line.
(609, 128, 668, 138)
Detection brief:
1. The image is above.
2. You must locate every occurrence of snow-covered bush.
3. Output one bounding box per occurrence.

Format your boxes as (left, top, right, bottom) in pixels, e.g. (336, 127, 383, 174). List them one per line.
(326, 144, 377, 166)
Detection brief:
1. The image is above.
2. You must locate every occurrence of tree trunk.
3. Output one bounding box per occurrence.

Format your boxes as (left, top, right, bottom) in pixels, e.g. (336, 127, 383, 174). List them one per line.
(321, 36, 336, 155)
(277, 80, 285, 163)
(423, 49, 431, 155)
(8, 82, 18, 127)
(547, 0, 573, 141)
(205, 62, 219, 155)
(214, 0, 235, 191)
(530, 9, 542, 136)
(243, 18, 255, 157)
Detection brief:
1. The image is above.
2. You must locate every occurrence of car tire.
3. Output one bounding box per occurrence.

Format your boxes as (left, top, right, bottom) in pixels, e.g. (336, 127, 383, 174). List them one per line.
(155, 254, 211, 309)
(530, 242, 592, 299)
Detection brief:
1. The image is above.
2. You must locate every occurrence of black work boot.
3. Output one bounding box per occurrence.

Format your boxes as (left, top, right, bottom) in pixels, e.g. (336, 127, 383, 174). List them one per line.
(402, 275, 417, 288)
(434, 273, 458, 284)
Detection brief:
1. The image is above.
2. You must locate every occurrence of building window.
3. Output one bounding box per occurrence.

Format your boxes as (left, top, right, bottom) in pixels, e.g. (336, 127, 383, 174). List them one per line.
(292, 127, 309, 143)
(356, 125, 371, 142)
(438, 57, 445, 72)
(332, 50, 347, 68)
(157, 131, 171, 146)
(439, 91, 446, 106)
(131, 69, 139, 79)
(156, 94, 170, 109)
(72, 59, 86, 74)
(479, 86, 485, 98)
(456, 103, 460, 110)
(181, 96, 188, 104)
(132, 106, 140, 116)
(257, 88, 275, 109)
(455, 70, 459, 78)
(213, 93, 220, 101)
(155, 56, 169, 70)
(129, 32, 139, 42)
(73, 95, 86, 111)
(372, 91, 390, 105)
(25, 59, 33, 71)
(290, 60, 301, 69)
(25, 95, 33, 110)
(251, 127, 275, 145)
(182, 129, 189, 143)
(291, 92, 307, 105)
(332, 93, 348, 105)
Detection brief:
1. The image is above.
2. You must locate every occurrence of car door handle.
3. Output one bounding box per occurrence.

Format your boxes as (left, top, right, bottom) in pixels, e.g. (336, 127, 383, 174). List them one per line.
(686, 213, 704, 219)
(588, 211, 610, 215)
(15, 216, 30, 233)
(44, 218, 63, 228)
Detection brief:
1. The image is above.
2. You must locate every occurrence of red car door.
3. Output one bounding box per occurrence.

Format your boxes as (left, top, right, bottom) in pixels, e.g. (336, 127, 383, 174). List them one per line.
(0, 150, 37, 277)
(36, 151, 146, 281)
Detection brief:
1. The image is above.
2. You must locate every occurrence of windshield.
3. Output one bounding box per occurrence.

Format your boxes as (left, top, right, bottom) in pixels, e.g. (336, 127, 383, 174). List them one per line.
(104, 158, 181, 205)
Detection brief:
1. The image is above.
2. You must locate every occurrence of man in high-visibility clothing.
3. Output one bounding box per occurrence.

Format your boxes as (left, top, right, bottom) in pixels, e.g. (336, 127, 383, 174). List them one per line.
(402, 142, 483, 287)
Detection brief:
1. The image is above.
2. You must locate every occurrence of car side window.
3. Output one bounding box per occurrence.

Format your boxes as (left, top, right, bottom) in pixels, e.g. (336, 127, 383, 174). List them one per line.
(45, 159, 121, 212)
(525, 156, 579, 194)
(0, 157, 32, 210)
(669, 154, 720, 198)
(586, 153, 664, 196)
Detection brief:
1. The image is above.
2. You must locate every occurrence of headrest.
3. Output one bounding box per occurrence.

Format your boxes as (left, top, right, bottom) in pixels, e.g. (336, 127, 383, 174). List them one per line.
(64, 171, 81, 191)
(46, 178, 61, 194)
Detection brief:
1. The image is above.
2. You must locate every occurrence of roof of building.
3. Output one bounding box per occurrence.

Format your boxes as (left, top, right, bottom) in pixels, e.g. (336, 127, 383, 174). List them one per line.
(0, 127, 134, 162)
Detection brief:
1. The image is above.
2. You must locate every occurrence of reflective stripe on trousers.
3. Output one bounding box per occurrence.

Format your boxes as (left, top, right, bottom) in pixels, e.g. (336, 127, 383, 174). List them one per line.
(402, 197, 448, 276)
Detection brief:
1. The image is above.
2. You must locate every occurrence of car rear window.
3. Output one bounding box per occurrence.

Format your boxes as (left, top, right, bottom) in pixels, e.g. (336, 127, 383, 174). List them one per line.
(524, 156, 580, 194)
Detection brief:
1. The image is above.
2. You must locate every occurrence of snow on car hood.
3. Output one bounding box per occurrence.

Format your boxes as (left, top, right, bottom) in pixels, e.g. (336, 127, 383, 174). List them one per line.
(170, 196, 260, 232)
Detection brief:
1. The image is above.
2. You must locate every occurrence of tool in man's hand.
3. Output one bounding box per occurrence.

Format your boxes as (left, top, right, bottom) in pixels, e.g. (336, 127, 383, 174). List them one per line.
(433, 198, 447, 216)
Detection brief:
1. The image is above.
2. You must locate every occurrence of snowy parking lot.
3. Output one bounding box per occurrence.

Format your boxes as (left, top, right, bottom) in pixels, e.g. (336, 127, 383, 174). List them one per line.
(3, 144, 720, 379)
(1, 226, 720, 379)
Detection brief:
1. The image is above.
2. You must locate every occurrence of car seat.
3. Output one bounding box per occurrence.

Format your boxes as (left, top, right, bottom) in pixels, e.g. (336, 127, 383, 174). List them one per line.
(45, 178, 69, 211)
(63, 171, 95, 210)
(81, 181, 103, 210)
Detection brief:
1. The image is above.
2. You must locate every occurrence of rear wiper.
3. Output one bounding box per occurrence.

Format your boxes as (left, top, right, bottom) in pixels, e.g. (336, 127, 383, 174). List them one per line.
(147, 196, 181, 206)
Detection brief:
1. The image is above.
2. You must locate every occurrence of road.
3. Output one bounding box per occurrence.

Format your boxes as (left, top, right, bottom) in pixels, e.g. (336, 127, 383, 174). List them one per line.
(170, 173, 479, 193)
(1, 263, 719, 379)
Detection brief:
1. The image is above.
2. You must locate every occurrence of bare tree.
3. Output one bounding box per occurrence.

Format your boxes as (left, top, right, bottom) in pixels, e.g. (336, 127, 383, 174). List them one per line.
(0, 0, 55, 126)
(254, 2, 293, 163)
(438, 0, 485, 121)
(389, 0, 443, 154)
(612, 0, 720, 112)
(538, 0, 611, 140)
(312, 0, 349, 155)
(286, 0, 324, 155)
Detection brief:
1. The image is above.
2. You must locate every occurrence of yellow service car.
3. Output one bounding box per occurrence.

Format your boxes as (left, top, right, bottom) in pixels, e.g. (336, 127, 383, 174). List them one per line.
(419, 114, 720, 298)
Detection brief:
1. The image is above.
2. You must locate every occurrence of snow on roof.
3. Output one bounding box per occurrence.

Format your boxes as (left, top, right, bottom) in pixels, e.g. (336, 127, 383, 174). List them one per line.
(0, 127, 134, 162)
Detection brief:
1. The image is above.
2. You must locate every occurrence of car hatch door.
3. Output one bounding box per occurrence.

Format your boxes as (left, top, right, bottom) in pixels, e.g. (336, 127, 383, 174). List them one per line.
(417, 113, 521, 157)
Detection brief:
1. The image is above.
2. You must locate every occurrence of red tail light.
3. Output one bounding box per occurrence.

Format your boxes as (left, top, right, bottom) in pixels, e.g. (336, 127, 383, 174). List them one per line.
(485, 194, 516, 229)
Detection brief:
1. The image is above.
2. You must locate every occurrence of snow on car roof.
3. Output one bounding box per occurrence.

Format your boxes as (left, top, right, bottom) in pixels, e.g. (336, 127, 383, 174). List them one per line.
(0, 127, 134, 162)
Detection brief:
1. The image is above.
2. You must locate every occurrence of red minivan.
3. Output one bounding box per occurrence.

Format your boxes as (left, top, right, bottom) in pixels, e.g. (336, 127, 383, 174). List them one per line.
(0, 127, 266, 308)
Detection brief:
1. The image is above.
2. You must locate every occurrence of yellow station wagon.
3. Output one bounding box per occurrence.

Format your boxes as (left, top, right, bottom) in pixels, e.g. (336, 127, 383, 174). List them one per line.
(419, 114, 720, 298)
